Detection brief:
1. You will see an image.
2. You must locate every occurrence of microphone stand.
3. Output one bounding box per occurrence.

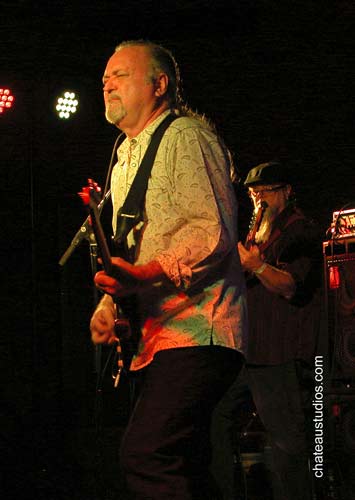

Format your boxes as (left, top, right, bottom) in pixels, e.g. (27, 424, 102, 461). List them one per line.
(59, 190, 112, 374)
(58, 132, 126, 494)
(59, 131, 125, 385)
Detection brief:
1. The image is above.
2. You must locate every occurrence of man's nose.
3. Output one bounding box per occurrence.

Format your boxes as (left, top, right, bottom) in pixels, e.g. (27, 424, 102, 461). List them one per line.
(103, 78, 115, 93)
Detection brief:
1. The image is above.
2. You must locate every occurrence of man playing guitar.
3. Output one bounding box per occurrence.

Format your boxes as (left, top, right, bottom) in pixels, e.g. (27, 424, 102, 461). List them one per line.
(89, 40, 247, 500)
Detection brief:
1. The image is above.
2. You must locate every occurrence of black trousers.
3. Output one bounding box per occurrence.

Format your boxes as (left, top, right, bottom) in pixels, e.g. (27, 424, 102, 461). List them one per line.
(120, 346, 244, 500)
(211, 361, 313, 500)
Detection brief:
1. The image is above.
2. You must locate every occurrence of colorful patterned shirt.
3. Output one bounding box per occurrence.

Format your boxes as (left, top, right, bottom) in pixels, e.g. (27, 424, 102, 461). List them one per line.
(111, 110, 247, 370)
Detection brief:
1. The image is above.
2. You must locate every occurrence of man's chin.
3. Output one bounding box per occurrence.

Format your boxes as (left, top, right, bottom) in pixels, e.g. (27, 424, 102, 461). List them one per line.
(105, 109, 126, 126)
(105, 113, 118, 125)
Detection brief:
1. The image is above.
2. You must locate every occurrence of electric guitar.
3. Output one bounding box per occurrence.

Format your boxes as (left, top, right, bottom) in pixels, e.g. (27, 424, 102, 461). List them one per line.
(78, 179, 138, 385)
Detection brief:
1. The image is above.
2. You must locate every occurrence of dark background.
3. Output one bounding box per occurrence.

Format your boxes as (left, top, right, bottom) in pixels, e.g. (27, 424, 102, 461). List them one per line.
(1, 1, 355, 499)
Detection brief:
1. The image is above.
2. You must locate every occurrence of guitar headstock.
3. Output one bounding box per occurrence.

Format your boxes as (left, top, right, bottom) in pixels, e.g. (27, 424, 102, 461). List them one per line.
(77, 178, 112, 274)
(78, 178, 102, 207)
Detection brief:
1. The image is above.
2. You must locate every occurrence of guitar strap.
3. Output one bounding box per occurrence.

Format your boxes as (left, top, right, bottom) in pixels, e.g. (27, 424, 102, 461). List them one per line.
(113, 113, 177, 257)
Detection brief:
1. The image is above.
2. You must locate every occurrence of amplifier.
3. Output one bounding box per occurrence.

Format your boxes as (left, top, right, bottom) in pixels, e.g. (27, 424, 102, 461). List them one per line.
(323, 237, 355, 259)
(323, 238, 355, 380)
(331, 208, 355, 238)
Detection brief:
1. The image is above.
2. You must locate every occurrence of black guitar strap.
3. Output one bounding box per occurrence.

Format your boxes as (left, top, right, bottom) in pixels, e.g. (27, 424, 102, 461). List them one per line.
(113, 113, 177, 254)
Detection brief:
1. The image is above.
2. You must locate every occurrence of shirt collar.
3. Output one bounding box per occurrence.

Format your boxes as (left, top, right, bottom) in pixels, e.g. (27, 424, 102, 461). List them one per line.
(117, 109, 172, 160)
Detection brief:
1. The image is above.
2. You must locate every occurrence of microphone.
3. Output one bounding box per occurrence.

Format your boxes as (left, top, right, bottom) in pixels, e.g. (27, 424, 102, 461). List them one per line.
(58, 189, 112, 266)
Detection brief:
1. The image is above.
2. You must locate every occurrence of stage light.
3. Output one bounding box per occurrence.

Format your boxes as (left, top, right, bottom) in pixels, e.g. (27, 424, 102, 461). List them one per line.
(0, 88, 15, 114)
(55, 91, 78, 119)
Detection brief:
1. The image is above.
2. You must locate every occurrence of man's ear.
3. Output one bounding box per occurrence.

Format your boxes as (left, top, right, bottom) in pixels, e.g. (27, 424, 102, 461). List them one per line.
(154, 73, 169, 97)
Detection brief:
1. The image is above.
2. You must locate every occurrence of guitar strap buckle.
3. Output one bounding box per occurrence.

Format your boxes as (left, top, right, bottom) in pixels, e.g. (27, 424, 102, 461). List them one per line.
(113, 208, 143, 247)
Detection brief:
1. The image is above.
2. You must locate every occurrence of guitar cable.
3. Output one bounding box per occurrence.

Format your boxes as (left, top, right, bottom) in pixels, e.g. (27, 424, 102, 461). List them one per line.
(102, 132, 125, 199)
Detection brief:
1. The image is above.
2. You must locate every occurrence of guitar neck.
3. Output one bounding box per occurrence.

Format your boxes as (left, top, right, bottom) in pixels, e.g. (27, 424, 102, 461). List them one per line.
(89, 199, 112, 275)
(245, 201, 268, 248)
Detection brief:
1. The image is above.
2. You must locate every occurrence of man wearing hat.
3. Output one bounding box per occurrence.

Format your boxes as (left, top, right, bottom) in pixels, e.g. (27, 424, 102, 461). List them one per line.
(211, 161, 322, 500)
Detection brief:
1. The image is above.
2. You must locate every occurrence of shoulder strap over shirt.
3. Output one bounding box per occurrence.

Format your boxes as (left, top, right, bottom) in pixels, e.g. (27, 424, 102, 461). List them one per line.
(113, 113, 177, 246)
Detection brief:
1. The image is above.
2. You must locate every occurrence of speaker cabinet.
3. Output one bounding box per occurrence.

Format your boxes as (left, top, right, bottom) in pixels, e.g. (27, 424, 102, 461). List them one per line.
(323, 238, 355, 381)
(327, 392, 355, 457)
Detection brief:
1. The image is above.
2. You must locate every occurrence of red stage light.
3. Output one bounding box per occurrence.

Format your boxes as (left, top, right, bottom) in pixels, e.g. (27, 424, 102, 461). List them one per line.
(0, 88, 15, 114)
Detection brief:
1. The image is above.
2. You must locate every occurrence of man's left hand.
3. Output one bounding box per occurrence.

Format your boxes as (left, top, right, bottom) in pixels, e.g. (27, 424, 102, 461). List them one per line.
(94, 257, 165, 298)
(237, 242, 264, 273)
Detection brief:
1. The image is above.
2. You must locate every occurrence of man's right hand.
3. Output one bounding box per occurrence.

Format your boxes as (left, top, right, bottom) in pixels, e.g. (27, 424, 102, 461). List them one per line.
(90, 302, 116, 345)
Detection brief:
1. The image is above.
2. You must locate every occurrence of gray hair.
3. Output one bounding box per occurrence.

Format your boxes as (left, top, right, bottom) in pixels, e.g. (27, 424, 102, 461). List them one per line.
(115, 39, 185, 114)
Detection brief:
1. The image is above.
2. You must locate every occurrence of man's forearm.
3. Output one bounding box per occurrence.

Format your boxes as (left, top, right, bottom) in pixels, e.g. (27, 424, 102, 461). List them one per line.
(253, 262, 296, 299)
(137, 260, 167, 284)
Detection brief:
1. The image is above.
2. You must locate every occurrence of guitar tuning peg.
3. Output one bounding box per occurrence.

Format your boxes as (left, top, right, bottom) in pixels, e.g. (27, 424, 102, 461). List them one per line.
(87, 178, 102, 194)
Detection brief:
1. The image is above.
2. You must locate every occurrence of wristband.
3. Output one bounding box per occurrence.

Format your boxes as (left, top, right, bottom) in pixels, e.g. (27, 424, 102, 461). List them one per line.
(254, 262, 267, 275)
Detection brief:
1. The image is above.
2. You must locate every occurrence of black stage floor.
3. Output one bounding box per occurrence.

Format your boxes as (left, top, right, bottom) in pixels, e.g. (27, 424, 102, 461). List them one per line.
(2, 423, 354, 500)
